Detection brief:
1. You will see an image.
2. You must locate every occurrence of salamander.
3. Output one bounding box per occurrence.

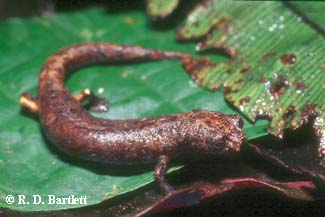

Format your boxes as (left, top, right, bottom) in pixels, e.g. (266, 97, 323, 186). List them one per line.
(20, 43, 246, 194)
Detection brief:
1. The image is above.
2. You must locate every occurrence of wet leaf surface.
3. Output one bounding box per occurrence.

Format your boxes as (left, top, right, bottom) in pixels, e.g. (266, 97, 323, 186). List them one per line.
(177, 0, 325, 164)
(286, 1, 325, 32)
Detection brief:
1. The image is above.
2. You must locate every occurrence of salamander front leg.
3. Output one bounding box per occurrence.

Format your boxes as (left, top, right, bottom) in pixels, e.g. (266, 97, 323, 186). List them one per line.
(154, 155, 174, 194)
(19, 92, 39, 115)
(74, 88, 109, 112)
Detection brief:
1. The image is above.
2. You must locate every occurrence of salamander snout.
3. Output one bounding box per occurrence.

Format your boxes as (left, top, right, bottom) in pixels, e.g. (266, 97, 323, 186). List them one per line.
(186, 110, 246, 154)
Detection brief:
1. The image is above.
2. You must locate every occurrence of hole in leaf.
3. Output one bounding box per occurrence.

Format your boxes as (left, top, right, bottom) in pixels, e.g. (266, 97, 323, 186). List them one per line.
(269, 74, 290, 99)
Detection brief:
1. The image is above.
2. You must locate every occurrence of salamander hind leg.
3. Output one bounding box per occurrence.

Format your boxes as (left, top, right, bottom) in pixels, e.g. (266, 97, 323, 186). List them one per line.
(19, 92, 39, 115)
(154, 155, 174, 195)
(74, 88, 109, 112)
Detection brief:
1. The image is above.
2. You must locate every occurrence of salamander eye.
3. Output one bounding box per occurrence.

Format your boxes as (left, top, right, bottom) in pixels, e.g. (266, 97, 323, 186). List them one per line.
(237, 116, 244, 128)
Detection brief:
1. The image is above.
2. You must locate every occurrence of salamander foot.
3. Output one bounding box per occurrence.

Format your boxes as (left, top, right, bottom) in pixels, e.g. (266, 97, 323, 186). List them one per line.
(19, 92, 39, 114)
(154, 155, 175, 195)
(74, 88, 109, 112)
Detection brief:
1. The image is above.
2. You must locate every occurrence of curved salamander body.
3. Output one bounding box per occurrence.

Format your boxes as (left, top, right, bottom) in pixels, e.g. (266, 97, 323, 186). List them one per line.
(20, 43, 246, 193)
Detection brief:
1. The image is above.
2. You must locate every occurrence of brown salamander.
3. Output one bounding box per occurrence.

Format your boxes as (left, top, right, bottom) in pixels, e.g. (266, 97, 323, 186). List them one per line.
(20, 43, 246, 194)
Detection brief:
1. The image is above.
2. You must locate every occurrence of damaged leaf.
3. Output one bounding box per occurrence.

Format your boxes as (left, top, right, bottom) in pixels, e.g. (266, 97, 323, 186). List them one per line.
(178, 0, 325, 163)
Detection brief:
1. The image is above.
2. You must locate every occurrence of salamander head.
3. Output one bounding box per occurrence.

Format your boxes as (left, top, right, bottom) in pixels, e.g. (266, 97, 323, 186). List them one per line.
(185, 110, 246, 154)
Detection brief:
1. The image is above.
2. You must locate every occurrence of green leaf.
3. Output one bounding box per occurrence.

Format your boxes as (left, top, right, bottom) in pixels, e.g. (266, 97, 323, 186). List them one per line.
(0, 7, 266, 211)
(286, 1, 325, 31)
(178, 1, 325, 156)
